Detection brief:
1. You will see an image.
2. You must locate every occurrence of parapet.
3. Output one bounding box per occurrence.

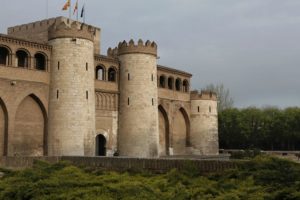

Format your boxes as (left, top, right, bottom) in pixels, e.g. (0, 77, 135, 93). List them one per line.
(107, 47, 118, 58)
(48, 19, 96, 41)
(190, 90, 217, 101)
(113, 39, 157, 56)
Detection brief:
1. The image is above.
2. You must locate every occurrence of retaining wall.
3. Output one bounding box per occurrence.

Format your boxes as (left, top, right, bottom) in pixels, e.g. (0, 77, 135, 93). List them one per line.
(0, 156, 236, 173)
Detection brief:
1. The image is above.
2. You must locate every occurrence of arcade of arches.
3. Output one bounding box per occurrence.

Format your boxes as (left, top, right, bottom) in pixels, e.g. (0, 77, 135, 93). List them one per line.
(0, 46, 47, 70)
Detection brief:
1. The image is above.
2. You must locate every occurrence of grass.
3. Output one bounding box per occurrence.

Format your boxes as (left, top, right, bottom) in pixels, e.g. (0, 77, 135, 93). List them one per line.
(0, 155, 299, 200)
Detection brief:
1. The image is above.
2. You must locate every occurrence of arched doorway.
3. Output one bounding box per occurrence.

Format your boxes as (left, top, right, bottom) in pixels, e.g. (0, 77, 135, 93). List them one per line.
(0, 98, 8, 156)
(158, 105, 170, 156)
(96, 134, 106, 156)
(173, 107, 190, 155)
(10, 94, 47, 156)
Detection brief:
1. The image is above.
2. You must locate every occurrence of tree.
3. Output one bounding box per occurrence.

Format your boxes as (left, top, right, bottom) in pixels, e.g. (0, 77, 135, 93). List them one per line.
(202, 83, 234, 112)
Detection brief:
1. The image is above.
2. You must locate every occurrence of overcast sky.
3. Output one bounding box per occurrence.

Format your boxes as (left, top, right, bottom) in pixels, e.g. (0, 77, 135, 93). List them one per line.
(1, 0, 299, 108)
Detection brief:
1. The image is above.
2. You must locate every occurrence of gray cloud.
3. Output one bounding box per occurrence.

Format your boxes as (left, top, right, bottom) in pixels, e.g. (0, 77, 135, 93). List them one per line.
(1, 0, 299, 108)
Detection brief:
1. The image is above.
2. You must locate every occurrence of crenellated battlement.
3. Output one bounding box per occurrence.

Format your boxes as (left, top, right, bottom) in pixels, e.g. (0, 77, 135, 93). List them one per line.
(107, 47, 118, 58)
(48, 20, 96, 41)
(8, 18, 57, 34)
(191, 90, 217, 101)
(112, 39, 157, 56)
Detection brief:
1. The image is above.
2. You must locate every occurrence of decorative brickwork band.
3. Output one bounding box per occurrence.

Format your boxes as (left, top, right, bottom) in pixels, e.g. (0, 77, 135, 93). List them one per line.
(48, 20, 95, 41)
(114, 39, 157, 56)
(190, 90, 217, 101)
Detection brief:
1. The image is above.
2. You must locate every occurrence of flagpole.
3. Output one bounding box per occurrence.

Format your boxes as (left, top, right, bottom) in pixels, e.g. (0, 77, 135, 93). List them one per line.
(77, 0, 79, 21)
(84, 3, 86, 23)
(69, 0, 71, 19)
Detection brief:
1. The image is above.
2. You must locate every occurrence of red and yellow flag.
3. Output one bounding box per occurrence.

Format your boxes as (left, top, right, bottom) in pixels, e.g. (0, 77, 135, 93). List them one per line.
(73, 0, 78, 15)
(62, 0, 70, 10)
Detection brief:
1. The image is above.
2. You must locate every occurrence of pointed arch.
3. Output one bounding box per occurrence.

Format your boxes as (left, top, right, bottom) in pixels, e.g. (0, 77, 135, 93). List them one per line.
(172, 107, 191, 155)
(29, 94, 48, 155)
(11, 94, 48, 156)
(0, 98, 8, 156)
(179, 107, 191, 146)
(158, 105, 170, 156)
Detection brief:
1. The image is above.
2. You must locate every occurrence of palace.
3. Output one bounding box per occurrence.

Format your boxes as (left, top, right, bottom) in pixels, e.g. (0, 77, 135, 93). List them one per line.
(0, 17, 218, 157)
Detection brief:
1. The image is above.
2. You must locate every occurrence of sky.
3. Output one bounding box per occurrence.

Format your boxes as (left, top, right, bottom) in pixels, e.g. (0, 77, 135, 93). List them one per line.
(0, 0, 299, 108)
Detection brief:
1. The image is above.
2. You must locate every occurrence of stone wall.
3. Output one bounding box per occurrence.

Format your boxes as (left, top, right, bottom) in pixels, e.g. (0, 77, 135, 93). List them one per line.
(190, 98, 219, 155)
(0, 156, 235, 173)
(158, 99, 191, 156)
(118, 52, 159, 158)
(7, 17, 101, 54)
(0, 101, 5, 156)
(0, 78, 49, 156)
(47, 38, 95, 156)
(95, 92, 118, 156)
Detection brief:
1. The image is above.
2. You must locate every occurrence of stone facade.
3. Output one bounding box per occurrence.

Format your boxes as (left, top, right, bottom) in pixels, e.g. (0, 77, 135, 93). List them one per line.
(0, 16, 218, 158)
(118, 40, 159, 157)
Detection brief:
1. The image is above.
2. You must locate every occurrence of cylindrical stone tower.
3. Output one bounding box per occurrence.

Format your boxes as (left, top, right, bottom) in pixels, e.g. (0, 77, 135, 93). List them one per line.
(47, 20, 96, 156)
(190, 91, 219, 155)
(117, 39, 159, 157)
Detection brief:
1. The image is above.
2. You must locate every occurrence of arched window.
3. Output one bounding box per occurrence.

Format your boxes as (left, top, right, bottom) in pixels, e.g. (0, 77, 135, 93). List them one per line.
(159, 75, 166, 88)
(96, 65, 105, 80)
(35, 53, 46, 70)
(175, 78, 182, 91)
(0, 46, 10, 66)
(108, 67, 117, 82)
(168, 77, 174, 90)
(183, 80, 189, 92)
(16, 50, 29, 68)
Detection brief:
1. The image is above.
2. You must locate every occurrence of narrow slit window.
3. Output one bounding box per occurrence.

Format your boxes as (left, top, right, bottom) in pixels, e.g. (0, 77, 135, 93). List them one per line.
(128, 73, 130, 80)
(86, 63, 88, 71)
(198, 106, 200, 112)
(152, 98, 154, 106)
(128, 97, 130, 105)
(58, 61, 60, 70)
(209, 106, 211, 113)
(86, 91, 88, 99)
(151, 74, 154, 81)
(57, 90, 59, 99)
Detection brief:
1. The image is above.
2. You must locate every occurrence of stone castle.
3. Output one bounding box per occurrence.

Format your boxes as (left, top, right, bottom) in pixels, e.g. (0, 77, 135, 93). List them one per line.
(0, 17, 218, 158)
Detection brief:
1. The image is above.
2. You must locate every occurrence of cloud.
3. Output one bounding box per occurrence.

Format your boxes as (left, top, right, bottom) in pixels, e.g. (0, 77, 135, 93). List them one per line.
(1, 0, 300, 108)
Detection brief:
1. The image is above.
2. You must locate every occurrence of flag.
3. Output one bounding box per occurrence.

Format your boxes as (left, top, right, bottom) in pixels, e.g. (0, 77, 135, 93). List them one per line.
(80, 4, 85, 18)
(73, 0, 78, 15)
(62, 0, 70, 10)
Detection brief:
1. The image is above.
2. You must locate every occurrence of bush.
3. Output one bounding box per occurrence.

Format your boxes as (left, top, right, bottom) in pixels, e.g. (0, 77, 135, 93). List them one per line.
(0, 155, 299, 199)
(230, 149, 262, 159)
